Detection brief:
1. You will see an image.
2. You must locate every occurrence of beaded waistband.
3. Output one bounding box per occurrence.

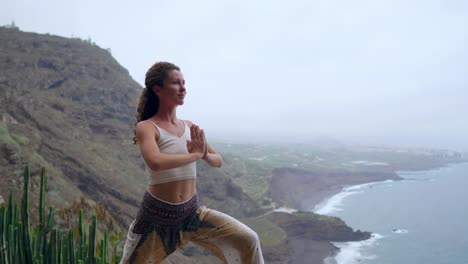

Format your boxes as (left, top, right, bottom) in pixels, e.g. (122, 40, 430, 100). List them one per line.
(135, 191, 199, 227)
(130, 191, 202, 259)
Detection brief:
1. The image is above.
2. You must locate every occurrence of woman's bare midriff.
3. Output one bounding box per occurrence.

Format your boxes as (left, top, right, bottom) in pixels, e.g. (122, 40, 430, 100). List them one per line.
(147, 178, 197, 203)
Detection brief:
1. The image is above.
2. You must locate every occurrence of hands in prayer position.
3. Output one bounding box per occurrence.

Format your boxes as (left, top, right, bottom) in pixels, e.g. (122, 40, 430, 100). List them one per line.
(186, 124, 207, 159)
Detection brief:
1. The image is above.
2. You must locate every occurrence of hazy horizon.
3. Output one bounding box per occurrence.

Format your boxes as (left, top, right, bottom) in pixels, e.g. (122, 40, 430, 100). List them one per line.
(1, 0, 467, 151)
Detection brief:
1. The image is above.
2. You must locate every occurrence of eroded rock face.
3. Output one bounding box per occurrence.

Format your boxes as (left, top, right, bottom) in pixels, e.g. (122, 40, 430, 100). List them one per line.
(0, 26, 147, 225)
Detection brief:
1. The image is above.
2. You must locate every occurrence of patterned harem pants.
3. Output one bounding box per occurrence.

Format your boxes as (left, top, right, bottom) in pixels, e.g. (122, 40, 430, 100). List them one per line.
(119, 190, 264, 264)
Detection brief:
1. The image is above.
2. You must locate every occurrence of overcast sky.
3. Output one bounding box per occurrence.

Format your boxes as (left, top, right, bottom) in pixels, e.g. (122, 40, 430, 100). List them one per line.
(1, 0, 467, 150)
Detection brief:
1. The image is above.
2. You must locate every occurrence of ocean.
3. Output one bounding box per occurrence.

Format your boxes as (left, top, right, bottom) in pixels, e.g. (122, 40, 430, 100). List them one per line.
(313, 162, 468, 264)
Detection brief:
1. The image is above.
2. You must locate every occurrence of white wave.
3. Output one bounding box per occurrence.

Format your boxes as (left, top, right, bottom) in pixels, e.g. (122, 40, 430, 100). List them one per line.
(392, 228, 409, 234)
(248, 156, 266, 161)
(350, 160, 389, 166)
(314, 180, 395, 215)
(344, 180, 394, 192)
(314, 190, 361, 215)
(273, 207, 298, 214)
(333, 233, 383, 264)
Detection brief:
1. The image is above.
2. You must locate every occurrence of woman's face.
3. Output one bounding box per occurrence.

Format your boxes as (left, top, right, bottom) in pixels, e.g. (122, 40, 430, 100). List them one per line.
(154, 70, 186, 106)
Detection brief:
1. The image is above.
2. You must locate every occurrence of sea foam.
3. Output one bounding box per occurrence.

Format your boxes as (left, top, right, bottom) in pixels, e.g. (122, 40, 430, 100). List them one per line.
(313, 180, 395, 215)
(333, 233, 383, 264)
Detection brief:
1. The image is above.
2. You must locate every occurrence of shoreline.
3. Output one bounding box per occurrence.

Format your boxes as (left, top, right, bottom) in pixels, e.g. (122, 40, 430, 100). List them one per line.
(309, 180, 391, 264)
(306, 161, 468, 264)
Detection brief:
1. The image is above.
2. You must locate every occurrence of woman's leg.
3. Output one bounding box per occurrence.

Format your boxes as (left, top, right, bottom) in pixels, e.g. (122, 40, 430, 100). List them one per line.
(119, 220, 168, 264)
(182, 206, 264, 264)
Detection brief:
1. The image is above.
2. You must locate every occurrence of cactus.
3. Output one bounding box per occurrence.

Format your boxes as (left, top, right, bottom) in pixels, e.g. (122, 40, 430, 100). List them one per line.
(102, 230, 108, 264)
(21, 166, 33, 264)
(68, 229, 75, 264)
(46, 207, 55, 232)
(60, 232, 68, 264)
(4, 191, 13, 250)
(38, 168, 46, 261)
(0, 166, 122, 264)
(0, 207, 5, 264)
(39, 168, 46, 227)
(49, 229, 57, 264)
(77, 208, 84, 262)
(88, 215, 97, 264)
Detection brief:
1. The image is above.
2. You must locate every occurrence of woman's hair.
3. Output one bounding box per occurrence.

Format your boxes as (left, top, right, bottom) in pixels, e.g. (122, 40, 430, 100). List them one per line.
(133, 61, 180, 144)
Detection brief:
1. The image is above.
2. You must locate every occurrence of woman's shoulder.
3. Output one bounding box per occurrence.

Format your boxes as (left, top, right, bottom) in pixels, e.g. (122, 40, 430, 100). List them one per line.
(136, 120, 160, 137)
(136, 119, 156, 129)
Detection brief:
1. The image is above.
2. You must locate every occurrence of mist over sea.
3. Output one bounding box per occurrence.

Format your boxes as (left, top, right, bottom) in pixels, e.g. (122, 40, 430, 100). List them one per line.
(314, 162, 468, 264)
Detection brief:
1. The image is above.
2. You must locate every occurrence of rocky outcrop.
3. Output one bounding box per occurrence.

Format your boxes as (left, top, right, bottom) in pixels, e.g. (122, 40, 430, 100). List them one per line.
(266, 212, 370, 242)
(263, 211, 371, 264)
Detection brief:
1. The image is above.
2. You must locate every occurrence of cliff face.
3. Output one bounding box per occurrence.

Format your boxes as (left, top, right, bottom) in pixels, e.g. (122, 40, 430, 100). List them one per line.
(1, 26, 145, 223)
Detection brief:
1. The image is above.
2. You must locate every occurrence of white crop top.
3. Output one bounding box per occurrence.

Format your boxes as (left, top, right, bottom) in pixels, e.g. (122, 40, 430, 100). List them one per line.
(145, 120, 197, 184)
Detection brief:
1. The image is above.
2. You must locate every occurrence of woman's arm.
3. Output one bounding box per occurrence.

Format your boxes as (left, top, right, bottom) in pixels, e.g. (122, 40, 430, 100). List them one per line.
(136, 121, 205, 171)
(203, 143, 223, 168)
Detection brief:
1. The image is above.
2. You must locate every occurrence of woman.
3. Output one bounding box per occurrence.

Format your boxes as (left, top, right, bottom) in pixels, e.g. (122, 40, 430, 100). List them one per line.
(120, 62, 264, 264)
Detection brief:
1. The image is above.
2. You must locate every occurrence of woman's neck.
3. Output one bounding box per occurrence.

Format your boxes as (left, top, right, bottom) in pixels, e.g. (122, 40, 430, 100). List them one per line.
(154, 106, 178, 124)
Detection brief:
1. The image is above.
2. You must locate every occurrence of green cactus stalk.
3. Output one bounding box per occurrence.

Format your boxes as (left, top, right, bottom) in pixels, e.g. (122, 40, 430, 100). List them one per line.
(60, 232, 69, 264)
(46, 207, 55, 233)
(7, 192, 13, 227)
(100, 240, 104, 264)
(6, 191, 13, 244)
(8, 224, 15, 264)
(39, 168, 46, 227)
(82, 231, 88, 263)
(35, 225, 43, 263)
(18, 225, 23, 264)
(57, 231, 63, 264)
(0, 207, 6, 264)
(12, 205, 18, 235)
(88, 216, 97, 264)
(31, 227, 36, 261)
(78, 208, 84, 262)
(49, 229, 56, 264)
(103, 230, 108, 264)
(21, 166, 33, 264)
(37, 167, 46, 263)
(68, 229, 74, 264)
(5, 224, 10, 264)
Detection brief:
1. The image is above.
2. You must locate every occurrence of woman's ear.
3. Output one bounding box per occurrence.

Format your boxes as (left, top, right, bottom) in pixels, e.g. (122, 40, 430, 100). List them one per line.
(153, 85, 162, 96)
